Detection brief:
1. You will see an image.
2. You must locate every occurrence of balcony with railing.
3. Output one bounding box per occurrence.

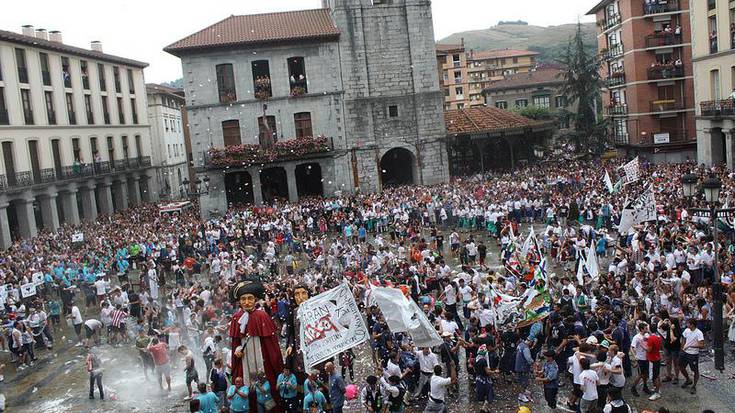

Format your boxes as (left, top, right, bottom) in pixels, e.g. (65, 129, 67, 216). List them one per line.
(205, 136, 333, 169)
(0, 156, 153, 192)
(700, 99, 735, 118)
(647, 63, 684, 80)
(645, 32, 683, 48)
(606, 104, 628, 116)
(605, 71, 626, 87)
(641, 129, 690, 145)
(604, 43, 624, 60)
(601, 13, 621, 31)
(643, 0, 679, 15)
(254, 77, 272, 100)
(650, 99, 685, 113)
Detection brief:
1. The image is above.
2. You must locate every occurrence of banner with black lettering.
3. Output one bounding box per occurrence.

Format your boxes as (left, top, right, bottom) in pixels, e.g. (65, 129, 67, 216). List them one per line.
(618, 185, 656, 233)
(298, 283, 368, 370)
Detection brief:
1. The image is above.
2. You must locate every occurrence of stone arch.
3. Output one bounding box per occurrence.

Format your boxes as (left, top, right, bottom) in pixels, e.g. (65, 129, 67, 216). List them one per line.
(225, 171, 254, 206)
(380, 147, 416, 187)
(295, 162, 323, 197)
(260, 167, 288, 203)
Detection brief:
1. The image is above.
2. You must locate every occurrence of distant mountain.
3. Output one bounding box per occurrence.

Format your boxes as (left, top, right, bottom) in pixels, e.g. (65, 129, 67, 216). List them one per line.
(439, 22, 597, 64)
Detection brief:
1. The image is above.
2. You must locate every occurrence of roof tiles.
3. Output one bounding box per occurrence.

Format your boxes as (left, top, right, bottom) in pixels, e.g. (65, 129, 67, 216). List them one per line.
(445, 106, 549, 135)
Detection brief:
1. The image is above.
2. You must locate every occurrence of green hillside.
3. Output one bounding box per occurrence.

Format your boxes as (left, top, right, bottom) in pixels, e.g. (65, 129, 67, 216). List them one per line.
(439, 22, 598, 64)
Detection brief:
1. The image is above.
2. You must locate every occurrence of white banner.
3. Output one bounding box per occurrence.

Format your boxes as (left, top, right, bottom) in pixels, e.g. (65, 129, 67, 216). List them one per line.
(369, 286, 442, 348)
(298, 283, 368, 370)
(620, 157, 640, 185)
(20, 282, 36, 298)
(618, 185, 657, 234)
(32, 272, 44, 286)
(72, 232, 84, 243)
(603, 170, 614, 194)
(585, 242, 599, 280)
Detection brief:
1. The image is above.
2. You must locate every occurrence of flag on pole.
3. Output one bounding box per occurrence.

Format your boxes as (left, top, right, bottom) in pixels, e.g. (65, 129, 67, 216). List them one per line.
(618, 185, 657, 234)
(620, 157, 640, 185)
(603, 170, 614, 194)
(576, 255, 586, 285)
(521, 227, 536, 256)
(585, 242, 599, 280)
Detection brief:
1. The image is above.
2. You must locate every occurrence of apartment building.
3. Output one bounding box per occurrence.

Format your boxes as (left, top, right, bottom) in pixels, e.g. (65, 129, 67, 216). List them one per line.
(467, 49, 539, 106)
(0, 25, 155, 248)
(691, 0, 735, 167)
(146, 84, 188, 199)
(436, 43, 470, 110)
(588, 0, 696, 162)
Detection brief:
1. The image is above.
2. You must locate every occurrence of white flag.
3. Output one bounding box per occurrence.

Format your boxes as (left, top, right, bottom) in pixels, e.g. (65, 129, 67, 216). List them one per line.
(620, 157, 640, 185)
(521, 227, 536, 256)
(585, 242, 599, 280)
(576, 255, 586, 286)
(369, 286, 442, 347)
(298, 283, 368, 370)
(618, 185, 656, 234)
(603, 170, 614, 194)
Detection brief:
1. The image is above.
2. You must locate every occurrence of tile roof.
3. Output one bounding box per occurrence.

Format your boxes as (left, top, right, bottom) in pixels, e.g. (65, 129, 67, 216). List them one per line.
(164, 9, 340, 55)
(146, 83, 185, 99)
(445, 106, 552, 136)
(0, 29, 147, 68)
(468, 49, 539, 61)
(436, 43, 464, 54)
(483, 68, 565, 92)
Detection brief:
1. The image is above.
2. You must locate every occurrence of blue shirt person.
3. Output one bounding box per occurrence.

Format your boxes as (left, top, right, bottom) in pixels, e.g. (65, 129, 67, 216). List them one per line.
(227, 378, 249, 413)
(196, 383, 220, 413)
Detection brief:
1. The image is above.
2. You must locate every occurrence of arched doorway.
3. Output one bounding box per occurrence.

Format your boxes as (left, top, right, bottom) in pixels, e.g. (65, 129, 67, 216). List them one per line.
(225, 171, 254, 206)
(296, 163, 323, 197)
(260, 167, 288, 203)
(380, 147, 415, 187)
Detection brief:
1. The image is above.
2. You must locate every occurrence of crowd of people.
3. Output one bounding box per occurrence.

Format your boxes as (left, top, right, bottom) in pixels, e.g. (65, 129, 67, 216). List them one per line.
(2, 156, 735, 413)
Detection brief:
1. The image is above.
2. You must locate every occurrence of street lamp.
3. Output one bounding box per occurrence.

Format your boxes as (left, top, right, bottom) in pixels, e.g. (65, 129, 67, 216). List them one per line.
(681, 173, 726, 372)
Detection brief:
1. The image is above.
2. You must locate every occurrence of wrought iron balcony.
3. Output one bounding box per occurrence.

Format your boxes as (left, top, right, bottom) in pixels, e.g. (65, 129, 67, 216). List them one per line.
(650, 99, 685, 113)
(643, 0, 679, 15)
(601, 13, 621, 31)
(605, 73, 626, 87)
(606, 104, 628, 116)
(700, 99, 735, 118)
(645, 33, 682, 48)
(612, 131, 629, 144)
(647, 64, 684, 80)
(604, 43, 624, 60)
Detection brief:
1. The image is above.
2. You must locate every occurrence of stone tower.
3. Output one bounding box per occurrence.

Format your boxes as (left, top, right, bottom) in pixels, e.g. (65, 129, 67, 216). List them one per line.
(325, 0, 449, 192)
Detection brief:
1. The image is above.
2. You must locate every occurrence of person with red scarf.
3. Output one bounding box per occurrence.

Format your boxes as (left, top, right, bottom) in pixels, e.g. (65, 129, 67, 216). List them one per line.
(229, 279, 284, 413)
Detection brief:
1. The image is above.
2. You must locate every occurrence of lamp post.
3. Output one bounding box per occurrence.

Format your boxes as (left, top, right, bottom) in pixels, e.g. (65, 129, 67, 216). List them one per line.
(681, 173, 726, 371)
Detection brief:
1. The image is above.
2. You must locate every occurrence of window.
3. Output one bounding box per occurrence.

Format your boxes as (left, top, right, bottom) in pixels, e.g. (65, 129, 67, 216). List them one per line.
(165, 119, 169, 132)
(98, 64, 107, 91)
(72, 138, 81, 162)
(85, 94, 94, 124)
(258, 115, 277, 145)
(168, 144, 172, 158)
(66, 93, 76, 125)
(533, 95, 550, 108)
(287, 57, 308, 95)
(135, 135, 142, 158)
(710, 69, 721, 100)
(21, 89, 33, 124)
(80, 60, 89, 89)
(2, 142, 15, 182)
(113, 66, 121, 92)
(454, 70, 462, 83)
(44, 91, 56, 125)
(15, 48, 28, 83)
(388, 105, 399, 118)
(215, 64, 237, 103)
(455, 86, 464, 97)
(127, 69, 135, 94)
(90, 137, 98, 158)
(294, 112, 313, 138)
(555, 95, 568, 108)
(107, 136, 115, 161)
(0, 88, 8, 125)
(444, 88, 450, 97)
(495, 101, 508, 109)
(457, 103, 465, 109)
(122, 135, 129, 160)
(252, 60, 272, 99)
(130, 98, 138, 124)
(513, 57, 519, 64)
(61, 57, 72, 88)
(709, 16, 718, 54)
(515, 99, 528, 107)
(40, 53, 51, 86)
(102, 96, 110, 124)
(117, 97, 125, 124)
(222, 120, 241, 147)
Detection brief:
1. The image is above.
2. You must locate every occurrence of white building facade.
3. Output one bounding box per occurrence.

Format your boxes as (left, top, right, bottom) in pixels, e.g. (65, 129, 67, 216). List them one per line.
(0, 25, 157, 249)
(146, 84, 187, 199)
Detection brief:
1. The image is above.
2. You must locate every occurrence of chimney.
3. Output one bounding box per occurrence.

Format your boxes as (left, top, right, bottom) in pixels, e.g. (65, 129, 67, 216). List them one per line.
(461, 37, 465, 48)
(35, 28, 48, 40)
(21, 25, 34, 37)
(49, 30, 63, 43)
(91, 41, 103, 52)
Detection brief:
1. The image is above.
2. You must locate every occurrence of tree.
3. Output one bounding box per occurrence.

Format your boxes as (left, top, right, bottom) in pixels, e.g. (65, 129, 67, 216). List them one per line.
(510, 105, 552, 120)
(558, 22, 609, 154)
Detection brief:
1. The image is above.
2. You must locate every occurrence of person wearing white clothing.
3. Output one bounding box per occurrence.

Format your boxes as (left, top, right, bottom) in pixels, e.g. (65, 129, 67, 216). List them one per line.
(422, 365, 456, 413)
(410, 347, 440, 401)
(680, 318, 704, 394)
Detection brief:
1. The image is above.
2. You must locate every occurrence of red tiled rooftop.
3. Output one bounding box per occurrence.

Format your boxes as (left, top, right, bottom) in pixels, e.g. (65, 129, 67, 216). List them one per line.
(164, 9, 340, 55)
(445, 107, 552, 136)
(483, 68, 565, 92)
(468, 49, 539, 61)
(436, 43, 464, 54)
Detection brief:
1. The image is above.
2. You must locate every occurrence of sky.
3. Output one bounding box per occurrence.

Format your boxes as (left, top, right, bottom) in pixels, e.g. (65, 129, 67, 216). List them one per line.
(1, 0, 596, 83)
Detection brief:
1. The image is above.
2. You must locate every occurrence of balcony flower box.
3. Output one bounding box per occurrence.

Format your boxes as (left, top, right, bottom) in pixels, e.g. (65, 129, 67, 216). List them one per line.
(290, 86, 307, 97)
(208, 136, 331, 168)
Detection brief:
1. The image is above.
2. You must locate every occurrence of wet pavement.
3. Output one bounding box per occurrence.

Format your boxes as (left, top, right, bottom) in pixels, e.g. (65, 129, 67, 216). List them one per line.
(4, 224, 735, 412)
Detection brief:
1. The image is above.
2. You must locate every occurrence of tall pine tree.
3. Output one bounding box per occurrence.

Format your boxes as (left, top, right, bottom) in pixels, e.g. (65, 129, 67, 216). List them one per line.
(558, 22, 608, 154)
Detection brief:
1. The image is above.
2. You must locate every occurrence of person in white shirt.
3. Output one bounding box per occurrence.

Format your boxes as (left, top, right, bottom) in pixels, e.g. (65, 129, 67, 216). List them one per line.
(578, 357, 599, 413)
(424, 365, 456, 413)
(410, 347, 440, 401)
(630, 322, 652, 396)
(680, 318, 705, 394)
(68, 305, 84, 345)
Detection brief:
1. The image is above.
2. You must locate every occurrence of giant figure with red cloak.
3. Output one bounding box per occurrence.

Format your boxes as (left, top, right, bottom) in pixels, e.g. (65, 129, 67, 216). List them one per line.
(229, 279, 283, 412)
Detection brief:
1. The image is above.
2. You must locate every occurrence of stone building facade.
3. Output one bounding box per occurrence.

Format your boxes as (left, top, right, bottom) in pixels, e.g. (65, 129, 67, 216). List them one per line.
(166, 0, 448, 218)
